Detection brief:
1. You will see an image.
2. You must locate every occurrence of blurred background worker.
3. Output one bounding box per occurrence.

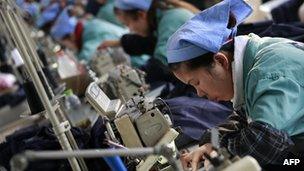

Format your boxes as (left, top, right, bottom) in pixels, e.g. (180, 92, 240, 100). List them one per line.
(98, 0, 195, 88)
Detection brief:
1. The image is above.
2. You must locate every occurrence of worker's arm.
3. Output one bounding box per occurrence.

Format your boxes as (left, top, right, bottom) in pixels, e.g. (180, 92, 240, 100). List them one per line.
(200, 119, 293, 165)
(98, 34, 156, 56)
(201, 76, 304, 165)
(120, 34, 156, 56)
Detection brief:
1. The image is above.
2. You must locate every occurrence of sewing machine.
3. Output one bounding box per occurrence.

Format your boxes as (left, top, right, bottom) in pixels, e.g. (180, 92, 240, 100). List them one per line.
(89, 48, 130, 77)
(89, 48, 148, 102)
(100, 65, 149, 103)
(85, 82, 178, 171)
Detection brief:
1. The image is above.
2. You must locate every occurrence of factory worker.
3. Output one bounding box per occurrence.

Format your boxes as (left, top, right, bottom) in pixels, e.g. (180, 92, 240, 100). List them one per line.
(16, 0, 40, 24)
(98, 0, 194, 86)
(166, 0, 304, 170)
(50, 5, 128, 61)
(36, 0, 64, 31)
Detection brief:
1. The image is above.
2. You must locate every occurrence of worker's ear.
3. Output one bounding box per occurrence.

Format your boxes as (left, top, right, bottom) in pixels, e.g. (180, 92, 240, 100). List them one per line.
(213, 52, 230, 70)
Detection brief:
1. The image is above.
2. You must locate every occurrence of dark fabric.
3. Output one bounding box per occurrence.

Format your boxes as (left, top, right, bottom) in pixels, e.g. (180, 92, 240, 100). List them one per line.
(85, 0, 103, 15)
(163, 96, 231, 142)
(238, 21, 304, 43)
(74, 21, 84, 50)
(0, 64, 14, 74)
(140, 58, 174, 88)
(0, 36, 7, 63)
(86, 116, 111, 171)
(237, 20, 274, 36)
(121, 34, 157, 56)
(199, 109, 298, 166)
(140, 57, 198, 98)
(22, 80, 45, 114)
(185, 0, 205, 10)
(259, 23, 304, 42)
(0, 87, 26, 108)
(271, 0, 302, 23)
(0, 125, 90, 171)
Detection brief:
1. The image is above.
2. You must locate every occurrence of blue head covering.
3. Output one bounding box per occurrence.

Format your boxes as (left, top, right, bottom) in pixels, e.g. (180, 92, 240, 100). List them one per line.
(166, 0, 252, 64)
(50, 7, 77, 40)
(36, 2, 60, 28)
(114, 0, 152, 10)
(16, 0, 39, 18)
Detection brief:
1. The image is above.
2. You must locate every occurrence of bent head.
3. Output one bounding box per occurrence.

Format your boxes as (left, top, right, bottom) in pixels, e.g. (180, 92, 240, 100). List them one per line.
(169, 49, 234, 102)
(114, 8, 149, 36)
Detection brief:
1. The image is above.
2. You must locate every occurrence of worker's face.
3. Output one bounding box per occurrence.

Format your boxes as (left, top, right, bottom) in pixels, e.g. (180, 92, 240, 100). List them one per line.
(116, 10, 149, 37)
(173, 52, 234, 102)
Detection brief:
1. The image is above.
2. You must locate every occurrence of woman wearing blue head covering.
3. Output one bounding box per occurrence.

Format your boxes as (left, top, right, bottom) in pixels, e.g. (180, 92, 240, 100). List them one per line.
(166, 0, 304, 170)
(50, 4, 128, 61)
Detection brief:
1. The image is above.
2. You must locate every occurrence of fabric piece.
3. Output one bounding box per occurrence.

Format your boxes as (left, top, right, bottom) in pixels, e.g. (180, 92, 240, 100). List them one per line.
(164, 96, 231, 140)
(271, 0, 302, 23)
(231, 36, 249, 110)
(0, 125, 90, 170)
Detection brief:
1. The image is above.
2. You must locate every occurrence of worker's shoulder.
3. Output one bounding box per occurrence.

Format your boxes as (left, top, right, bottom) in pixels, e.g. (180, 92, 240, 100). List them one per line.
(159, 8, 194, 24)
(248, 38, 304, 86)
(83, 18, 126, 36)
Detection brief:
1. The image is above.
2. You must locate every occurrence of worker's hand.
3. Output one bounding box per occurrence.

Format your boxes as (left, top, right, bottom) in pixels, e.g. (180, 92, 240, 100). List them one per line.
(98, 40, 121, 50)
(180, 143, 213, 171)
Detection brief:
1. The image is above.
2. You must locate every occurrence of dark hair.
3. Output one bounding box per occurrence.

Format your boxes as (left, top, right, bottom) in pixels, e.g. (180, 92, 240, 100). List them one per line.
(168, 52, 214, 71)
(169, 39, 235, 71)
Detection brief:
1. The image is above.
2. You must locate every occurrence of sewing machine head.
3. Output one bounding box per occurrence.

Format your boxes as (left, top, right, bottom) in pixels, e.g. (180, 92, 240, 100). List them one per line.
(89, 48, 130, 77)
(99, 65, 149, 103)
(85, 82, 178, 170)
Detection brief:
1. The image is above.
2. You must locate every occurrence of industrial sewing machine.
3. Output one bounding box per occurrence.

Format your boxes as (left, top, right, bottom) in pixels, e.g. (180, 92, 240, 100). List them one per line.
(89, 48, 149, 102)
(89, 48, 130, 76)
(85, 82, 178, 171)
(99, 65, 149, 103)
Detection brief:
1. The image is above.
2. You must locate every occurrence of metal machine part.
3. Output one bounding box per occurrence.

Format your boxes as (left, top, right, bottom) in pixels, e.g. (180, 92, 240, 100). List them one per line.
(89, 48, 131, 77)
(103, 65, 149, 103)
(202, 149, 261, 171)
(85, 82, 122, 120)
(135, 108, 170, 147)
(0, 1, 87, 170)
(201, 128, 261, 171)
(85, 82, 178, 170)
(10, 145, 179, 171)
(90, 49, 115, 76)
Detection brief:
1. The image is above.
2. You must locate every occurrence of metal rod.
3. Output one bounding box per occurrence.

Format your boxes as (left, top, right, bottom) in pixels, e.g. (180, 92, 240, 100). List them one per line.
(4, 1, 88, 170)
(10, 146, 180, 171)
(24, 148, 155, 159)
(0, 1, 81, 170)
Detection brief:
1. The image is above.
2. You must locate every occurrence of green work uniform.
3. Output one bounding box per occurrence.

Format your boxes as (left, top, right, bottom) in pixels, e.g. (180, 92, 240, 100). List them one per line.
(243, 34, 304, 137)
